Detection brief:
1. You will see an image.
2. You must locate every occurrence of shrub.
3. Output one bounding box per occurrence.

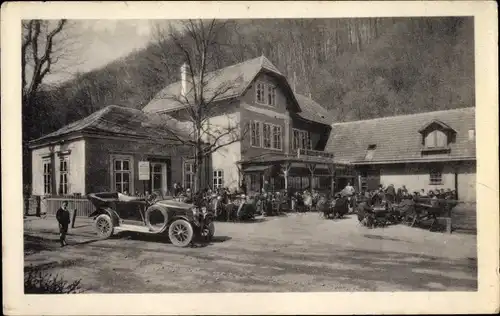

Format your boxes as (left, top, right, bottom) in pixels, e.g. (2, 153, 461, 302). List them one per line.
(24, 266, 83, 294)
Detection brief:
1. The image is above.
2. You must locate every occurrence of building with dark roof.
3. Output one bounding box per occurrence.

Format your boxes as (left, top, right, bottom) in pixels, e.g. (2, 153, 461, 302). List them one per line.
(143, 55, 338, 193)
(29, 55, 476, 202)
(325, 107, 476, 201)
(28, 105, 208, 196)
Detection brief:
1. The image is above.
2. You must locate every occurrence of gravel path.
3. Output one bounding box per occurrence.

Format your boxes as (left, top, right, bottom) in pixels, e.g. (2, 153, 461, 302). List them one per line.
(24, 213, 477, 293)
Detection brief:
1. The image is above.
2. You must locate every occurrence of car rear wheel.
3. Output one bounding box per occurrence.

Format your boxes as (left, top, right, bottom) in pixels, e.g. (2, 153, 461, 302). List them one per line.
(95, 214, 113, 239)
(168, 219, 194, 247)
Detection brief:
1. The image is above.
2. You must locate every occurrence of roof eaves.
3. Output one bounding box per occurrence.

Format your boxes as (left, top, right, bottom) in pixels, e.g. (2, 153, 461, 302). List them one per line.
(150, 92, 242, 114)
(28, 106, 112, 144)
(28, 132, 85, 149)
(351, 156, 476, 165)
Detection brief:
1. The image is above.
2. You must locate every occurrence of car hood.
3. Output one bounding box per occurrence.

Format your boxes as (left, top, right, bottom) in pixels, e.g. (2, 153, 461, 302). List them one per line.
(155, 200, 193, 210)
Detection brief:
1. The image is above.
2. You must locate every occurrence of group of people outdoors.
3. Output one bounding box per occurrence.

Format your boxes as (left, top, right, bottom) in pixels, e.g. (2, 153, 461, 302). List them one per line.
(119, 179, 458, 217)
(355, 183, 458, 204)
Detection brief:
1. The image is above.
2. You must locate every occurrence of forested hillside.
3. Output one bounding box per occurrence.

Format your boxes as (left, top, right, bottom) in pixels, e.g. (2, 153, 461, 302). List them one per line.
(26, 17, 474, 142)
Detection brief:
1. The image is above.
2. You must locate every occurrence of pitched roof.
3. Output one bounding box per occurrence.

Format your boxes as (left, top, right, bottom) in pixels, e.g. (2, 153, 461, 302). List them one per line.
(29, 105, 193, 147)
(143, 55, 332, 126)
(143, 56, 286, 113)
(325, 107, 475, 164)
(294, 93, 333, 125)
(418, 119, 456, 133)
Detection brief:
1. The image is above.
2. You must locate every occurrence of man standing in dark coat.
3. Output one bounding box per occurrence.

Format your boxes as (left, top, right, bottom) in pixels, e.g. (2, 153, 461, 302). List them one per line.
(56, 201, 71, 247)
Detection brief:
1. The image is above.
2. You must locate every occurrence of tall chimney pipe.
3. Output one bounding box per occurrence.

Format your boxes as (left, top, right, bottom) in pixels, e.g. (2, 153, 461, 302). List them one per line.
(181, 63, 188, 97)
(293, 71, 297, 94)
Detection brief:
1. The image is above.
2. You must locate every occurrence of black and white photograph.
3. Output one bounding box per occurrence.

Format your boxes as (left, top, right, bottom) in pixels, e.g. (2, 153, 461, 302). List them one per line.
(2, 1, 498, 315)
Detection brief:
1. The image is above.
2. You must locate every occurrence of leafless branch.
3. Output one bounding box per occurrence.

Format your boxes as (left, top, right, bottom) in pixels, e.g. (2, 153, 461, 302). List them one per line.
(22, 19, 68, 104)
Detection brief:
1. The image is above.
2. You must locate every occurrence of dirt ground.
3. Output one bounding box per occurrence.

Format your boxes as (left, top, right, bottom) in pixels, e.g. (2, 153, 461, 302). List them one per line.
(24, 210, 477, 293)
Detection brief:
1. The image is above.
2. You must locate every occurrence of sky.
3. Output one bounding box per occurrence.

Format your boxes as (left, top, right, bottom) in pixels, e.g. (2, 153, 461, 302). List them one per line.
(44, 20, 163, 85)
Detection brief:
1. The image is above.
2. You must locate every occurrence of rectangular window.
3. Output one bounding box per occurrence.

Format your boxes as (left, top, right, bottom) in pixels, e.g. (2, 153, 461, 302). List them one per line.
(267, 86, 276, 106)
(262, 123, 282, 150)
(59, 157, 69, 195)
(425, 131, 437, 148)
(292, 129, 311, 150)
(436, 130, 447, 147)
(213, 170, 224, 189)
(256, 82, 265, 104)
(255, 82, 276, 106)
(360, 172, 368, 192)
(293, 130, 300, 150)
(263, 123, 272, 148)
(425, 130, 448, 148)
(250, 174, 259, 192)
(272, 125, 282, 150)
(251, 121, 261, 147)
(429, 167, 443, 185)
(113, 157, 132, 194)
(43, 159, 52, 195)
(183, 161, 194, 190)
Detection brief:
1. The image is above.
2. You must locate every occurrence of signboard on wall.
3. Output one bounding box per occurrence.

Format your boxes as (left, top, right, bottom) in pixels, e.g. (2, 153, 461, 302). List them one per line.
(138, 161, 150, 180)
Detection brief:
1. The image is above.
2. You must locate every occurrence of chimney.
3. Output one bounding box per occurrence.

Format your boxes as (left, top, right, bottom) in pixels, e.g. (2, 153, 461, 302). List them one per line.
(293, 71, 297, 94)
(181, 62, 188, 97)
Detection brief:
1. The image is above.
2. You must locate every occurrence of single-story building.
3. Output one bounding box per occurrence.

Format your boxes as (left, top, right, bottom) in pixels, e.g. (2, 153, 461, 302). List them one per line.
(28, 105, 210, 197)
(325, 107, 476, 202)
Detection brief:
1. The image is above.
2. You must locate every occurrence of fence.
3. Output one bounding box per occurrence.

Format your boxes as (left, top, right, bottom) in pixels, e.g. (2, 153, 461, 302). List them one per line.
(39, 196, 95, 217)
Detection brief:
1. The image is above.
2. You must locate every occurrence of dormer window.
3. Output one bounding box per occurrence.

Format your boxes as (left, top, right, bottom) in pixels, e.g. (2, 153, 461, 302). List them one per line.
(365, 144, 377, 160)
(418, 119, 456, 154)
(424, 129, 447, 148)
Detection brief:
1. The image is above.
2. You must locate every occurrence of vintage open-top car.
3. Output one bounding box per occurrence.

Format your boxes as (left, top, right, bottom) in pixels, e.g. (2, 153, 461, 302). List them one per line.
(86, 192, 215, 247)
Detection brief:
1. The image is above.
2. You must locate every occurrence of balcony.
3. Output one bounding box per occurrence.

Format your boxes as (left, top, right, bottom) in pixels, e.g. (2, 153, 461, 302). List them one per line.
(296, 148, 335, 160)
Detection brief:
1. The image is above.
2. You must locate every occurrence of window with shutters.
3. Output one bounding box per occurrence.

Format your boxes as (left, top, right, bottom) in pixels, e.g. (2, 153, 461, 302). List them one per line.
(272, 125, 282, 150)
(250, 121, 262, 147)
(59, 156, 69, 195)
(43, 159, 52, 195)
(425, 130, 448, 148)
(183, 160, 195, 190)
(263, 123, 272, 148)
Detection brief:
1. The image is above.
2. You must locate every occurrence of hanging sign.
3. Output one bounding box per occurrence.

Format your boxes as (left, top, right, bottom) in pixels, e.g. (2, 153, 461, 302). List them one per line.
(138, 161, 150, 180)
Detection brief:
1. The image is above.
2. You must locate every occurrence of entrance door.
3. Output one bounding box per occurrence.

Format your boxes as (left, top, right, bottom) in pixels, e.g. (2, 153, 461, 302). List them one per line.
(150, 162, 167, 196)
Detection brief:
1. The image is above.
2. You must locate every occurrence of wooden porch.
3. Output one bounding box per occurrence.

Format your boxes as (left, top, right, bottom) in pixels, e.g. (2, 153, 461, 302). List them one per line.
(238, 149, 353, 194)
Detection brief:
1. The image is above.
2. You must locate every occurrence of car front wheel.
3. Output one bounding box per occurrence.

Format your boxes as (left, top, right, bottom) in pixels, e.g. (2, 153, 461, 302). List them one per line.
(95, 214, 113, 239)
(168, 219, 194, 247)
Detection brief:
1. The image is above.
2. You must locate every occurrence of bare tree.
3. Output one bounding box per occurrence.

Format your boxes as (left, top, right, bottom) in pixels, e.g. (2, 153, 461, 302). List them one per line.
(149, 19, 249, 192)
(22, 19, 81, 105)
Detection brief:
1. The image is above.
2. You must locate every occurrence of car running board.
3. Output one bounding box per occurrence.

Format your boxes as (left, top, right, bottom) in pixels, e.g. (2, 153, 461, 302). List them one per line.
(114, 224, 156, 234)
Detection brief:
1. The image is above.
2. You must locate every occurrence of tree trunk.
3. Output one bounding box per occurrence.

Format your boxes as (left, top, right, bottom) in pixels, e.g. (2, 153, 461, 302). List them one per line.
(195, 140, 204, 192)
